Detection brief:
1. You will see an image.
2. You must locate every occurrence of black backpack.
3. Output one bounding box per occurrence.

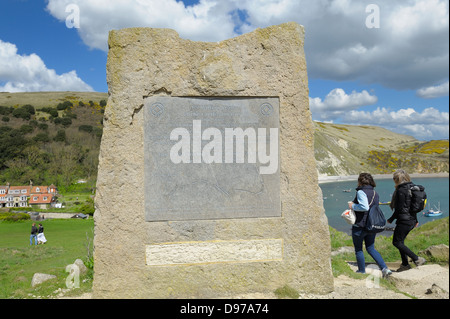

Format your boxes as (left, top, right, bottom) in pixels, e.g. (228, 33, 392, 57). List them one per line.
(409, 184, 427, 214)
(364, 191, 386, 233)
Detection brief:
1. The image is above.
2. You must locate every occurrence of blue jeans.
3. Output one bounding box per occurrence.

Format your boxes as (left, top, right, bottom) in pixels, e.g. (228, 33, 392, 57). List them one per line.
(30, 234, 37, 245)
(352, 227, 387, 273)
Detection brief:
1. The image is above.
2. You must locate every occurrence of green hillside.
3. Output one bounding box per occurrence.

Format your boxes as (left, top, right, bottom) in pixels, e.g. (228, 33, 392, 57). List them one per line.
(0, 92, 448, 189)
(0, 92, 108, 108)
(314, 121, 449, 176)
(0, 92, 107, 191)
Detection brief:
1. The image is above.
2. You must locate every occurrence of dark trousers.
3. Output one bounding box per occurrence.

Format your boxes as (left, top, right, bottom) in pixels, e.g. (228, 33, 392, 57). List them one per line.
(392, 221, 418, 265)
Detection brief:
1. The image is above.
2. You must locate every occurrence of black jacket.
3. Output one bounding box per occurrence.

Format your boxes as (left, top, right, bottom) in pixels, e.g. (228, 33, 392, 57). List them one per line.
(388, 182, 417, 224)
(31, 225, 38, 235)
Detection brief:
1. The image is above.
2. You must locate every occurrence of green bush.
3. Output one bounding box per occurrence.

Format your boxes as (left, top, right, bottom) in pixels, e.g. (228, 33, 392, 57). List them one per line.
(53, 129, 66, 142)
(48, 109, 59, 118)
(0, 212, 30, 222)
(57, 101, 73, 110)
(0, 106, 13, 115)
(79, 198, 95, 216)
(20, 124, 34, 134)
(12, 105, 34, 120)
(33, 132, 50, 143)
(60, 117, 72, 127)
(78, 125, 93, 133)
(38, 123, 48, 130)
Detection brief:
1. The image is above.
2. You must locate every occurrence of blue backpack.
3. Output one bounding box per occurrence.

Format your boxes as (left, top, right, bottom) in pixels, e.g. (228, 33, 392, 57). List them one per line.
(365, 191, 386, 233)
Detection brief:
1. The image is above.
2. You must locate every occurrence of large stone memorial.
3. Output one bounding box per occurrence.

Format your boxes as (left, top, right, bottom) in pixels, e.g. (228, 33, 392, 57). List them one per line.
(93, 22, 333, 298)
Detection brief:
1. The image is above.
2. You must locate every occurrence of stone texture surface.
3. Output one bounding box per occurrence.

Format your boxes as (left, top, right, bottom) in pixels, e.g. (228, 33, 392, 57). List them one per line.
(420, 244, 449, 261)
(93, 22, 333, 298)
(146, 239, 283, 266)
(73, 258, 88, 275)
(144, 96, 281, 221)
(31, 273, 56, 287)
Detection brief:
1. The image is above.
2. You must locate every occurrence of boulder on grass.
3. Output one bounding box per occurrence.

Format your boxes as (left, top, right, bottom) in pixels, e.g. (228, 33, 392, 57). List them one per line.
(31, 273, 57, 287)
(420, 244, 449, 262)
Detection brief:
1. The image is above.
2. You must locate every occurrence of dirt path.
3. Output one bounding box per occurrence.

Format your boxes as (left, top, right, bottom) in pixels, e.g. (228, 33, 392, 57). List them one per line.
(299, 263, 449, 299)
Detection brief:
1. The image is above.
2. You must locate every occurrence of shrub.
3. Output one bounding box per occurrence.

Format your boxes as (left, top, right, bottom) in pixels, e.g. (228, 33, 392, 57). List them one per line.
(54, 129, 66, 142)
(78, 125, 93, 133)
(48, 109, 59, 118)
(79, 200, 95, 216)
(19, 124, 34, 134)
(60, 117, 72, 127)
(57, 101, 73, 110)
(0, 106, 13, 115)
(0, 212, 30, 222)
(22, 104, 35, 115)
(12, 107, 32, 120)
(33, 132, 50, 143)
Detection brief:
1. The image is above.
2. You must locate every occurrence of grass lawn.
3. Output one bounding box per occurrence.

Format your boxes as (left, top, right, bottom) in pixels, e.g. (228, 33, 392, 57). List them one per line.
(1, 215, 447, 299)
(0, 218, 94, 298)
(330, 217, 449, 279)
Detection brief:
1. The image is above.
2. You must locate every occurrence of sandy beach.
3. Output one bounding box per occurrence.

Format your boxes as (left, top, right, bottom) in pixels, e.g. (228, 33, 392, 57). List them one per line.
(318, 172, 449, 184)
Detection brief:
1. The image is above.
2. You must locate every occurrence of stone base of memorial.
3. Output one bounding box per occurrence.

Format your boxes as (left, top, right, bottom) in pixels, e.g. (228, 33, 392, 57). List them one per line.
(93, 22, 333, 298)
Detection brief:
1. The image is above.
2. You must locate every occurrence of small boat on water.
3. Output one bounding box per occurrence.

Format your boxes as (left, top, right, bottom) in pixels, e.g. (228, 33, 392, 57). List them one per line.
(424, 202, 443, 217)
(342, 189, 351, 193)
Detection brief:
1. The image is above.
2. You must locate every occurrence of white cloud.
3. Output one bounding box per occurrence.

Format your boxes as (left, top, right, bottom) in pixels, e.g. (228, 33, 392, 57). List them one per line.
(416, 81, 449, 99)
(0, 39, 93, 92)
(42, 0, 449, 140)
(346, 107, 449, 140)
(310, 87, 449, 140)
(310, 88, 377, 121)
(46, 0, 239, 52)
(239, 0, 449, 90)
(46, 0, 449, 91)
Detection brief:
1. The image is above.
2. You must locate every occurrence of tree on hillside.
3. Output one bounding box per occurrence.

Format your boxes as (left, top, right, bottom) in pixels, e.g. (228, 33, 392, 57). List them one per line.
(12, 104, 35, 120)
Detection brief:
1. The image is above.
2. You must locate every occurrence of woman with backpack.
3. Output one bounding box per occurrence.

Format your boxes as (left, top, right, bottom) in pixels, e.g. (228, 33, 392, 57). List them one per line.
(387, 169, 426, 272)
(348, 173, 392, 278)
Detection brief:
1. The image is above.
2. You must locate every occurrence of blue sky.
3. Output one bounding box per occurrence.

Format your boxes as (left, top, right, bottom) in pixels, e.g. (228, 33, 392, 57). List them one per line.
(0, 0, 448, 141)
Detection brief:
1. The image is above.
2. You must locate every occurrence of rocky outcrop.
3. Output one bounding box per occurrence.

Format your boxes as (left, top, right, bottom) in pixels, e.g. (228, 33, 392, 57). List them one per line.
(31, 273, 56, 287)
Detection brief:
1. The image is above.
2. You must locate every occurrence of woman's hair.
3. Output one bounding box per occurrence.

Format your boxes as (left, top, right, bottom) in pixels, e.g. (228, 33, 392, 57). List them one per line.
(358, 172, 376, 187)
(393, 169, 411, 186)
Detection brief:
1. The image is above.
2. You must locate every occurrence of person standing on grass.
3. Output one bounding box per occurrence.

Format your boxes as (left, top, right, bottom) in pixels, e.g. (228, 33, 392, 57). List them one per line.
(30, 223, 38, 246)
(387, 169, 426, 272)
(37, 223, 47, 244)
(348, 173, 392, 278)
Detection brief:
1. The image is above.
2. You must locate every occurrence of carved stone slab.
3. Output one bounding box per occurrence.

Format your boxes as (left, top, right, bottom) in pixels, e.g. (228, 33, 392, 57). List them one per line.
(144, 96, 280, 221)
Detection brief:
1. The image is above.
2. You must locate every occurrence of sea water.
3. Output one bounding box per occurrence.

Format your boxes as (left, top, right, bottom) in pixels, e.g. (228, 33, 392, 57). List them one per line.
(320, 177, 449, 234)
